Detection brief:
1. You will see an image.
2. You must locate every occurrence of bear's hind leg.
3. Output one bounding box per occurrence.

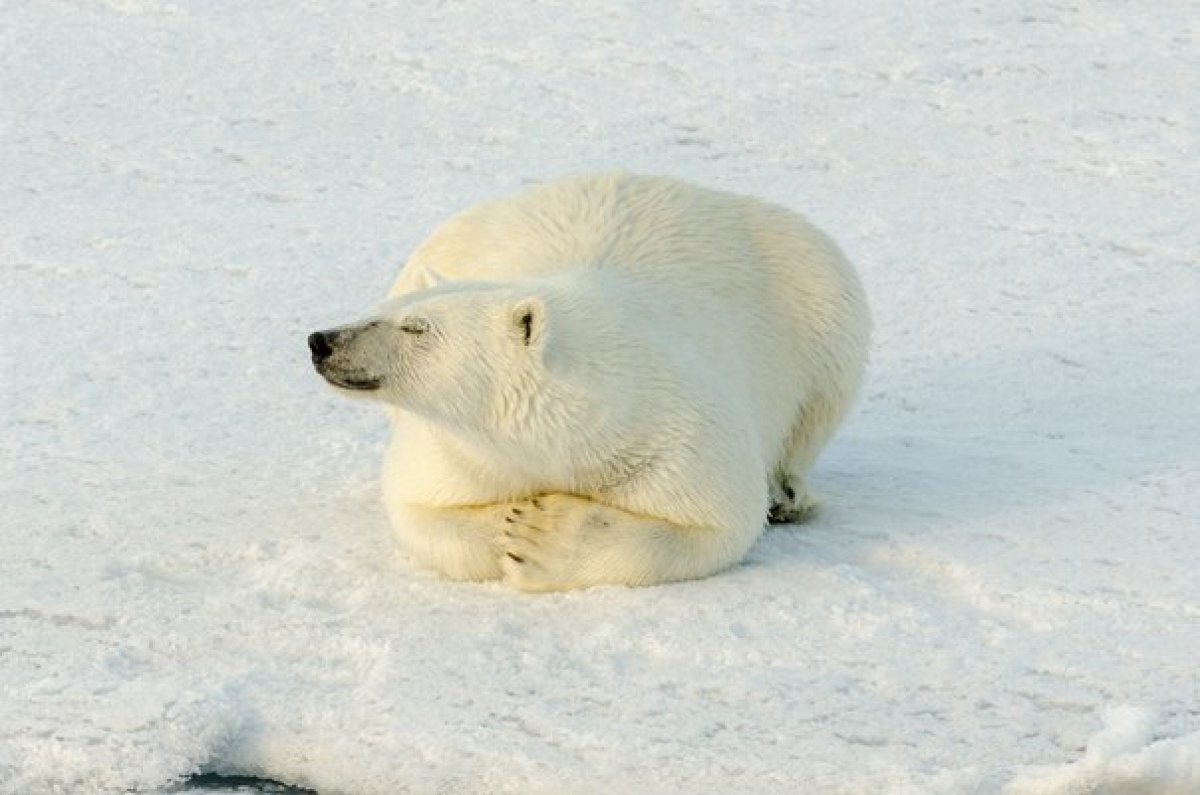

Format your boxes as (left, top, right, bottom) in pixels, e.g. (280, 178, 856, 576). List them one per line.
(499, 493, 762, 592)
(769, 391, 847, 524)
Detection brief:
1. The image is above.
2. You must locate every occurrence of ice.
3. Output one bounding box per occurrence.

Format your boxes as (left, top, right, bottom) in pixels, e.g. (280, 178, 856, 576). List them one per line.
(2, 2, 1197, 793)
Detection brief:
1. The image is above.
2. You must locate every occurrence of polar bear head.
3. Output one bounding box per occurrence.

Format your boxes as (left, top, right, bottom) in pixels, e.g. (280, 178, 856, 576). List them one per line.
(309, 281, 553, 432)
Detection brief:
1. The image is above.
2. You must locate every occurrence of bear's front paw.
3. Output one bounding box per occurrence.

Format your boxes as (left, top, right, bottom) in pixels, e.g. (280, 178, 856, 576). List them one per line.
(499, 494, 602, 592)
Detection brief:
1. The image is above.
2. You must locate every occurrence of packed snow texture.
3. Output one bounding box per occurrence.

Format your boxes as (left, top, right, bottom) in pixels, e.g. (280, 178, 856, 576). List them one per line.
(2, 2, 1197, 793)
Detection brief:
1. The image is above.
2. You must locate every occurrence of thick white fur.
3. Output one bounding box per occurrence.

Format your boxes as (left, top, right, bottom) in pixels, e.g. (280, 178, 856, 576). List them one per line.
(374, 172, 869, 591)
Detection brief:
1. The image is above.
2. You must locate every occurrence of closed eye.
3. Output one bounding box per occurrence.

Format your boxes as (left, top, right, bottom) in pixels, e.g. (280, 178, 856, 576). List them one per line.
(399, 318, 429, 335)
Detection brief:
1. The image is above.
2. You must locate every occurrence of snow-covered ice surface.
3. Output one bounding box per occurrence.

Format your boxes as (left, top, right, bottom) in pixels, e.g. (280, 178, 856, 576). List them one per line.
(2, 2, 1197, 793)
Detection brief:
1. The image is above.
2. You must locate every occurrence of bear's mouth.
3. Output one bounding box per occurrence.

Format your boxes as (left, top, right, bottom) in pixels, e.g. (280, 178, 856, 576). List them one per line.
(323, 373, 381, 391)
(315, 363, 382, 391)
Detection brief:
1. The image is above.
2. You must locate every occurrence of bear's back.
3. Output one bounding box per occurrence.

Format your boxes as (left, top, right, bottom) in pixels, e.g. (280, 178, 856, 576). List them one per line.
(393, 172, 861, 342)
(394, 172, 839, 298)
(392, 173, 868, 458)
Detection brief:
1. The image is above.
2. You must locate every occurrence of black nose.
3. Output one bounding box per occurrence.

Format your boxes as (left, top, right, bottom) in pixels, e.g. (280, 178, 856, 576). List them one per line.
(308, 330, 338, 362)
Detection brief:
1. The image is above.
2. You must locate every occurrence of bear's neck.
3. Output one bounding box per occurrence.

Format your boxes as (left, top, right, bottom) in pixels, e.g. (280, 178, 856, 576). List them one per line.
(431, 382, 650, 497)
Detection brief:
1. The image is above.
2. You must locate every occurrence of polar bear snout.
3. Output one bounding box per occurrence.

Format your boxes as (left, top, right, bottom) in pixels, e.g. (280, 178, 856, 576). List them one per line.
(307, 330, 338, 362)
(308, 325, 384, 392)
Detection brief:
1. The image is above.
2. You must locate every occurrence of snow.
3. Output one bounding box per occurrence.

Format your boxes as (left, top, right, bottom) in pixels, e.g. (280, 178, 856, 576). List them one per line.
(1004, 707, 1200, 795)
(2, 1, 1197, 793)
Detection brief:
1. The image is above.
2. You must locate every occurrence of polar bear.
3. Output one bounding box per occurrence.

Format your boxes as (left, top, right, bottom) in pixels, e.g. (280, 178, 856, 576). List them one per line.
(309, 172, 869, 591)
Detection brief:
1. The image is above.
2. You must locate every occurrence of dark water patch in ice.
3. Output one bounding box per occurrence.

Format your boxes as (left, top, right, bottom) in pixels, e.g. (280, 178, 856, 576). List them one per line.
(171, 773, 317, 794)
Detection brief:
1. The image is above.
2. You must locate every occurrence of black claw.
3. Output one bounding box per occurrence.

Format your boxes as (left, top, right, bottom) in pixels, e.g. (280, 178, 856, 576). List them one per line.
(768, 504, 791, 524)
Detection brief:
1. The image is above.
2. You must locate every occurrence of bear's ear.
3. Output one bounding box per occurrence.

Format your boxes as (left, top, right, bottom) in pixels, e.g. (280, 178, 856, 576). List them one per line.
(510, 297, 546, 349)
